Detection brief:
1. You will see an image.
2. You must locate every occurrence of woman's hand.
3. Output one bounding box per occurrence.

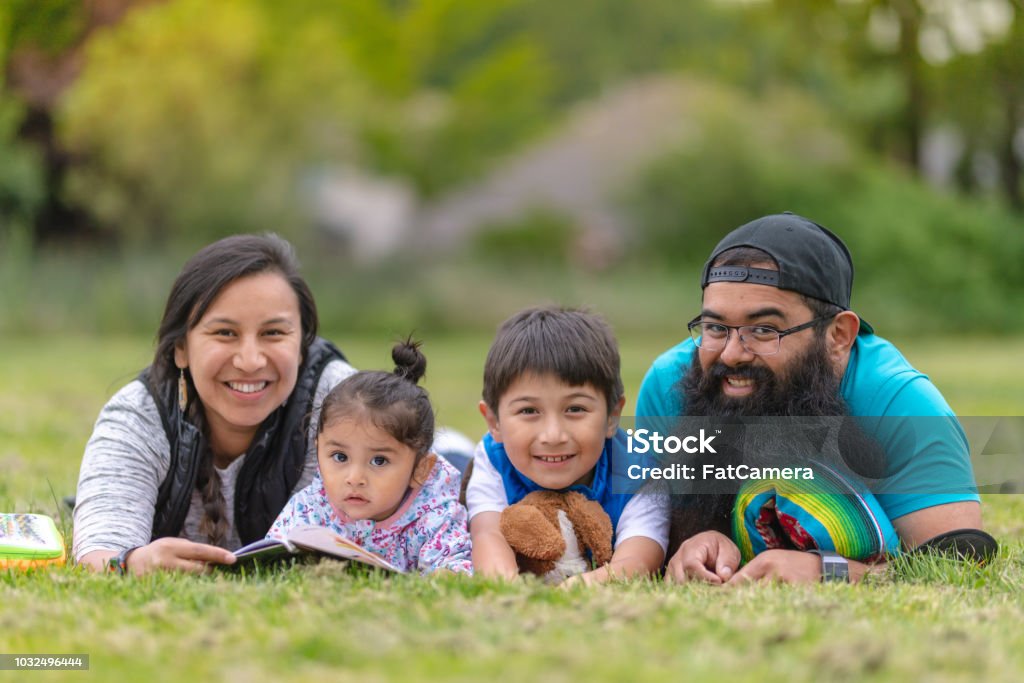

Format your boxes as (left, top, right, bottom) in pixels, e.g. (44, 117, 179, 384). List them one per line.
(128, 538, 237, 574)
(80, 538, 237, 575)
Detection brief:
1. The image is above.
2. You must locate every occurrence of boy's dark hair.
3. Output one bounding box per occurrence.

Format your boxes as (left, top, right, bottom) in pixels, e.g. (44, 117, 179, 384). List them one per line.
(482, 306, 624, 414)
(319, 338, 434, 460)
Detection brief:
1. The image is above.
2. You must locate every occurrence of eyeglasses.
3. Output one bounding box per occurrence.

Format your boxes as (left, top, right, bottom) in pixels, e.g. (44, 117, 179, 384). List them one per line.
(686, 315, 834, 356)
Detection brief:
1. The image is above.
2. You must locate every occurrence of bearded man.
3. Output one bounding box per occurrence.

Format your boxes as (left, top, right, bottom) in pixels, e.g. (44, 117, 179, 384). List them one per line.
(636, 213, 984, 584)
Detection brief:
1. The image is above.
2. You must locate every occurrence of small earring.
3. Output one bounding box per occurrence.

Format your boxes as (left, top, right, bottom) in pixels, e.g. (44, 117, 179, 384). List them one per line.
(178, 369, 188, 413)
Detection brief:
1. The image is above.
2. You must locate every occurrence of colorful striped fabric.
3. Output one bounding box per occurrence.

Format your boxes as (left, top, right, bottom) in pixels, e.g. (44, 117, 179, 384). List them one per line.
(732, 461, 899, 565)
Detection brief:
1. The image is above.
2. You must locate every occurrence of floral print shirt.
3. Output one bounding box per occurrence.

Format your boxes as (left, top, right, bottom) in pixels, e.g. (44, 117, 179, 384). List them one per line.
(267, 455, 472, 575)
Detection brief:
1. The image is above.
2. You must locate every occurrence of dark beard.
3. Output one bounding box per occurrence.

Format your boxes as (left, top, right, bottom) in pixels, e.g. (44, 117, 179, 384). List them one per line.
(666, 335, 886, 553)
(681, 334, 845, 417)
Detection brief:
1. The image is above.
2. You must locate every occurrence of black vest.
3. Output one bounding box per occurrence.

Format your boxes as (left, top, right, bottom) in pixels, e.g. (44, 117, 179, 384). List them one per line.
(140, 337, 346, 545)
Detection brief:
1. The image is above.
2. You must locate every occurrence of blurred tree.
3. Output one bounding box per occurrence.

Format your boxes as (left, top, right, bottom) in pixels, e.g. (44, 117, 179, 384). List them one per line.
(1, 0, 86, 244)
(59, 0, 369, 244)
(5, 0, 1021, 245)
(991, 3, 1023, 210)
(927, 0, 1022, 210)
(322, 0, 555, 196)
(738, 0, 1022, 211)
(623, 78, 1024, 331)
(505, 0, 730, 103)
(1, 0, 84, 58)
(886, 0, 926, 169)
(0, 93, 45, 245)
(738, 0, 920, 166)
(57, 0, 556, 243)
(979, 0, 1023, 211)
(2, 0, 156, 244)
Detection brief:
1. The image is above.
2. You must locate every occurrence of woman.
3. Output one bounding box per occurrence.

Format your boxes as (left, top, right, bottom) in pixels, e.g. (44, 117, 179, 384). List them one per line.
(74, 234, 356, 574)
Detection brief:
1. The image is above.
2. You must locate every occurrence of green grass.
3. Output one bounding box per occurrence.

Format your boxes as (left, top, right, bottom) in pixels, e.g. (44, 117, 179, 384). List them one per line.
(2, 334, 1023, 682)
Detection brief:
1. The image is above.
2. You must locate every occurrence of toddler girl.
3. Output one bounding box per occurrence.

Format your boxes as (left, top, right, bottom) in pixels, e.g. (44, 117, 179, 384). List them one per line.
(267, 340, 472, 574)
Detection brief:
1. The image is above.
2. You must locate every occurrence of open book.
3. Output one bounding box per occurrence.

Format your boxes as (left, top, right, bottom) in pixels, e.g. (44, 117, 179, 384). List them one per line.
(231, 526, 403, 572)
(1, 513, 67, 569)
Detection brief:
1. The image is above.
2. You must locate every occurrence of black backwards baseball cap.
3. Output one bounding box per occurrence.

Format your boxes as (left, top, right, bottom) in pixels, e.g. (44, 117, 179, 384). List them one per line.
(701, 212, 874, 334)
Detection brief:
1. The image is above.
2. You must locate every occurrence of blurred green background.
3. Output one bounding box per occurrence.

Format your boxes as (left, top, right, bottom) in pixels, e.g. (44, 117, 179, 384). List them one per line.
(1, 0, 1023, 340)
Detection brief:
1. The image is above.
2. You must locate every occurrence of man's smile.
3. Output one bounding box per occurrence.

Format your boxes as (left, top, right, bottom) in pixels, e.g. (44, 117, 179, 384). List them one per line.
(707, 361, 773, 400)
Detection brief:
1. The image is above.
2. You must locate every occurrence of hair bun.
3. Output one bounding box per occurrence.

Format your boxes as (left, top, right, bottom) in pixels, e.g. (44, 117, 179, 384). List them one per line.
(392, 337, 427, 384)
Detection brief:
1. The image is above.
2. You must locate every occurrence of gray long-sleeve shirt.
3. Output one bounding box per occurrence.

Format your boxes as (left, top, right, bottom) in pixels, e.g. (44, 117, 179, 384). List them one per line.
(72, 359, 356, 560)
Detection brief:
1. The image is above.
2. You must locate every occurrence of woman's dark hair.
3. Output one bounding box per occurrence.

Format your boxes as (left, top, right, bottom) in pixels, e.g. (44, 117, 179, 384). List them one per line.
(318, 338, 434, 462)
(153, 233, 318, 546)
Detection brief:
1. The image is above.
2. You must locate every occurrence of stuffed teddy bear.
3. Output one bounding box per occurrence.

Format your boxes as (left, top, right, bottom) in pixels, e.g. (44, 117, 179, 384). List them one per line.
(499, 490, 613, 584)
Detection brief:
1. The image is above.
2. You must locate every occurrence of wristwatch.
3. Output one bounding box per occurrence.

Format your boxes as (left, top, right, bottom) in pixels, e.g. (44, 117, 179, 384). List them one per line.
(107, 547, 140, 576)
(808, 549, 849, 583)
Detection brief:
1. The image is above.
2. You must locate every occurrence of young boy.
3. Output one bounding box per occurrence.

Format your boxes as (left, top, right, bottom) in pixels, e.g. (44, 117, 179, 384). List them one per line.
(466, 306, 668, 584)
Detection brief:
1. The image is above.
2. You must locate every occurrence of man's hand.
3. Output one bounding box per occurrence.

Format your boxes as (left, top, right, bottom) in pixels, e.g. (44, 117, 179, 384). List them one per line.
(664, 530, 741, 584)
(726, 549, 877, 585)
(725, 549, 821, 585)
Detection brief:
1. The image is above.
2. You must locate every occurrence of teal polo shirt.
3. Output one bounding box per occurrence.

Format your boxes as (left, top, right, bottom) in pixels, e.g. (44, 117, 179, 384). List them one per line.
(635, 333, 979, 521)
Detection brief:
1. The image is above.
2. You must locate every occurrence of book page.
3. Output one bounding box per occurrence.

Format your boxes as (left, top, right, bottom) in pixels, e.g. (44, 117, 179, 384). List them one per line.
(231, 537, 298, 566)
(287, 526, 404, 573)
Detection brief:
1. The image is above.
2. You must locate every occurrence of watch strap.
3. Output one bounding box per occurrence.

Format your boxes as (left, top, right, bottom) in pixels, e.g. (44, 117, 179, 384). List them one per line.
(107, 546, 140, 576)
(808, 549, 850, 583)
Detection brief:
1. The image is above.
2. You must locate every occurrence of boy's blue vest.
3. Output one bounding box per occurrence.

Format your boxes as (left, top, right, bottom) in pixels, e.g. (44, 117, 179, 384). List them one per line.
(483, 428, 636, 541)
